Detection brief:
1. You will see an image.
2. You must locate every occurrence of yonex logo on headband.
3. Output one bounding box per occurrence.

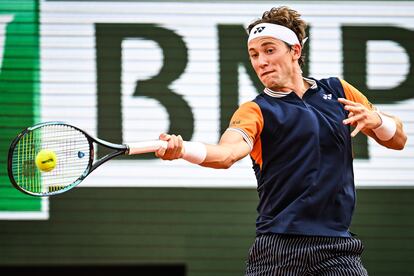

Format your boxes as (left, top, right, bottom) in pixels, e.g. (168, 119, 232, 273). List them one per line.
(248, 23, 300, 46)
(253, 26, 266, 34)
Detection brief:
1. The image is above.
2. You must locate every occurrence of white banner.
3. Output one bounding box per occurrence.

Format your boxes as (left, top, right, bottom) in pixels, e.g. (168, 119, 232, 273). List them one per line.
(40, 1, 414, 187)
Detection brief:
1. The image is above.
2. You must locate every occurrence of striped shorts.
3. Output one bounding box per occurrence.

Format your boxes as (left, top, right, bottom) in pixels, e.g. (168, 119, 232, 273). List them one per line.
(245, 234, 368, 276)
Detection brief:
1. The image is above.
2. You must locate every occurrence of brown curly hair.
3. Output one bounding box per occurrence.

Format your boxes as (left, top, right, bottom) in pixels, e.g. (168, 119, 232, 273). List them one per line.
(247, 6, 308, 67)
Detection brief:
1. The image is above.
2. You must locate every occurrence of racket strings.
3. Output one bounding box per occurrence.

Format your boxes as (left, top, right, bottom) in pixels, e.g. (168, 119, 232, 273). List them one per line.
(11, 124, 91, 195)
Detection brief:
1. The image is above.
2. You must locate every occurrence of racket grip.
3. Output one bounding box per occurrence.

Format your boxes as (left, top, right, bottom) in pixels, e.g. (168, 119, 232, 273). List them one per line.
(127, 140, 168, 155)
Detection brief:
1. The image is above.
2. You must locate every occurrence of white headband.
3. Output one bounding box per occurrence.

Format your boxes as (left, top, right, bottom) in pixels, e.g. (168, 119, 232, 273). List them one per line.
(248, 23, 301, 45)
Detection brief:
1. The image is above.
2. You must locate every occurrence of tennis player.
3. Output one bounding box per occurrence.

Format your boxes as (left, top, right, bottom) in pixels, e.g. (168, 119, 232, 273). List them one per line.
(156, 6, 407, 275)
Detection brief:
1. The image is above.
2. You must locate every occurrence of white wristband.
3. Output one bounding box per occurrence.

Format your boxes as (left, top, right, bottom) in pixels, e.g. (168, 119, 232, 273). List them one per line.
(373, 112, 397, 141)
(182, 141, 207, 164)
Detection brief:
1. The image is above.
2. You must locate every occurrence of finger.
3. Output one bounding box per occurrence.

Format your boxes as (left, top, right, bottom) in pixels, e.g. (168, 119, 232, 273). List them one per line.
(170, 134, 181, 158)
(164, 134, 177, 159)
(343, 104, 364, 113)
(351, 124, 363, 137)
(155, 146, 167, 159)
(343, 113, 365, 125)
(176, 135, 184, 158)
(346, 112, 356, 126)
(159, 133, 172, 141)
(338, 98, 358, 106)
(166, 134, 183, 160)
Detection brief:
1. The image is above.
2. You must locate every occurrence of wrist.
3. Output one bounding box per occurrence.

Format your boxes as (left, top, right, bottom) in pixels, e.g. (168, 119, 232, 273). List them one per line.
(373, 111, 383, 129)
(182, 141, 207, 164)
(373, 112, 397, 141)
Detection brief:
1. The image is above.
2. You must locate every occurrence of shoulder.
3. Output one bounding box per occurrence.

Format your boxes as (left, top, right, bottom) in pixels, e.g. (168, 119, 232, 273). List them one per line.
(339, 79, 375, 110)
(313, 77, 342, 90)
(233, 101, 262, 118)
(230, 101, 264, 128)
(309, 77, 346, 98)
(311, 77, 374, 110)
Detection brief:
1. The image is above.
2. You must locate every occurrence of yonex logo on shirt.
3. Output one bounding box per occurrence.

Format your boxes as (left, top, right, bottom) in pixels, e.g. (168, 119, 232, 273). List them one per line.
(254, 26, 266, 34)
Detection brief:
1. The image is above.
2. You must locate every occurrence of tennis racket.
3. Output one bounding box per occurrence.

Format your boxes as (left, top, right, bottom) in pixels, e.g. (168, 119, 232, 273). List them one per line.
(7, 121, 168, 197)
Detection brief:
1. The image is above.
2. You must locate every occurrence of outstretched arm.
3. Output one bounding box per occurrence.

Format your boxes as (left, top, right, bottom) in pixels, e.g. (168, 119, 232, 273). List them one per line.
(156, 129, 251, 169)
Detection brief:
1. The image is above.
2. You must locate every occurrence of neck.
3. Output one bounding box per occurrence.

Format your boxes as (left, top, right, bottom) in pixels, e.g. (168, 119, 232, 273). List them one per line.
(269, 74, 309, 98)
(292, 76, 309, 98)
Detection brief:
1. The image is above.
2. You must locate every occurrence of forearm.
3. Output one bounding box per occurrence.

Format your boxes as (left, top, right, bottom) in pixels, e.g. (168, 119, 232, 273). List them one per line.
(364, 113, 407, 150)
(157, 130, 251, 167)
(199, 144, 243, 169)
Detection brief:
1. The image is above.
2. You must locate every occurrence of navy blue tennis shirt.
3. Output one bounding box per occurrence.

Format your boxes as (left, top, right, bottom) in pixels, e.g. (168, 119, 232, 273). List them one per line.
(228, 77, 374, 237)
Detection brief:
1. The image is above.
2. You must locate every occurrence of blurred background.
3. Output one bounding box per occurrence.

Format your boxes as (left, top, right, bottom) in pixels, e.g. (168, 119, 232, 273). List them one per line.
(0, 0, 413, 275)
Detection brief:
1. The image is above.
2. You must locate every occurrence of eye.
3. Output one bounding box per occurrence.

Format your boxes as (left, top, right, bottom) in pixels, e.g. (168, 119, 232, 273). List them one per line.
(249, 53, 258, 59)
(266, 48, 274, 54)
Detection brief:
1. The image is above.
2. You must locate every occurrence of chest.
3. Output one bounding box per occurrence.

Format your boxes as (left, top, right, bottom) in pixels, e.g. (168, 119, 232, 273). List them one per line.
(258, 91, 350, 147)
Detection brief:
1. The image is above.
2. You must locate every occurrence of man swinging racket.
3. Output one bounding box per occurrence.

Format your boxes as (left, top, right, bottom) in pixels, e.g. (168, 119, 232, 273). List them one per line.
(155, 6, 407, 275)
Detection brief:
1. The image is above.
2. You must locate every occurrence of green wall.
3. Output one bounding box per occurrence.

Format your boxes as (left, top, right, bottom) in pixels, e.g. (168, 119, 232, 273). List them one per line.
(0, 188, 413, 275)
(0, 0, 41, 211)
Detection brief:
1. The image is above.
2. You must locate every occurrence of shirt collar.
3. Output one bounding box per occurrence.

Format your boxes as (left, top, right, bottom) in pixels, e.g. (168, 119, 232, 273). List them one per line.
(263, 78, 317, 98)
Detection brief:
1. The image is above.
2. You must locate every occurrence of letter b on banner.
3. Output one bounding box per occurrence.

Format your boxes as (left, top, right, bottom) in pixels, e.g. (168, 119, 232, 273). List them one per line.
(95, 23, 194, 158)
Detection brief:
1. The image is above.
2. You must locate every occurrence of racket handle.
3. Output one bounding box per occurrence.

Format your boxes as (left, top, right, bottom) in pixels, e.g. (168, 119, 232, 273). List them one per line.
(127, 140, 168, 155)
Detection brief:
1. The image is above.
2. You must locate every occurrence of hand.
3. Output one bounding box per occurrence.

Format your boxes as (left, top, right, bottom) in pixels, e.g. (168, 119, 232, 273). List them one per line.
(155, 133, 184, 160)
(338, 98, 382, 137)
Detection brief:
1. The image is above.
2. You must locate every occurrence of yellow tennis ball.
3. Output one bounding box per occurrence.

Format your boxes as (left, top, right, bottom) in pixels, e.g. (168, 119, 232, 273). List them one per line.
(35, 149, 57, 172)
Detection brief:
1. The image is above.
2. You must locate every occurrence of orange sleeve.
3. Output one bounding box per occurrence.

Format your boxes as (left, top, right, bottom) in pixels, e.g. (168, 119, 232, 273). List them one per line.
(228, 101, 263, 149)
(340, 79, 376, 111)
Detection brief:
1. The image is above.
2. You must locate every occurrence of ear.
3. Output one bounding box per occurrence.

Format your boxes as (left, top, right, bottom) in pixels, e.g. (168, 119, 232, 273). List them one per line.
(291, 44, 302, 62)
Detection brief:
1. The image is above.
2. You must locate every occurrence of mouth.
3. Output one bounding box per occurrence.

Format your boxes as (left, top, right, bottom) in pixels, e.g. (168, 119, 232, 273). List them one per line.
(260, 71, 274, 78)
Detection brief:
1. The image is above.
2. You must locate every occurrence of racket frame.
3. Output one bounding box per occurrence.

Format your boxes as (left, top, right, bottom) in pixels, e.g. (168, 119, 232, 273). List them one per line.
(7, 121, 128, 197)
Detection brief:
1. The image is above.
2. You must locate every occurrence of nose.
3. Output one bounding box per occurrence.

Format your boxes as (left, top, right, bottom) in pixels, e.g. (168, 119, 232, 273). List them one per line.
(257, 54, 269, 68)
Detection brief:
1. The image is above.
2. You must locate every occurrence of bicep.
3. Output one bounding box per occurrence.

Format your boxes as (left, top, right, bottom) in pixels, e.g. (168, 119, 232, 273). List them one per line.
(219, 129, 252, 159)
(200, 130, 251, 169)
(200, 101, 263, 169)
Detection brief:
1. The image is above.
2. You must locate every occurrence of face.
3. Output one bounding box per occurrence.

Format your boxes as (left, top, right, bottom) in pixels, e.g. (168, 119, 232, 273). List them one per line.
(248, 36, 300, 91)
